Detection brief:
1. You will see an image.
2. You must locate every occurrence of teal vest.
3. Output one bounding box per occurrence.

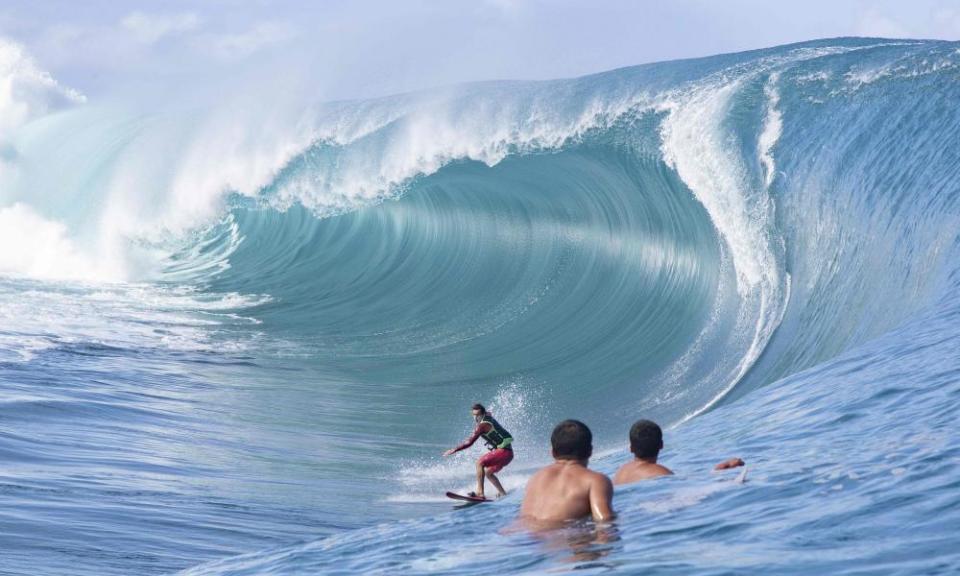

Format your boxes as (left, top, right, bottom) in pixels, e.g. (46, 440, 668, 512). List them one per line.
(480, 414, 513, 450)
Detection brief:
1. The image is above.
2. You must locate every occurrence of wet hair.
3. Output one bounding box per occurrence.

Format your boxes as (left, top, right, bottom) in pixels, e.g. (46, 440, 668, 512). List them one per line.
(629, 419, 664, 459)
(551, 419, 593, 460)
(471, 403, 486, 414)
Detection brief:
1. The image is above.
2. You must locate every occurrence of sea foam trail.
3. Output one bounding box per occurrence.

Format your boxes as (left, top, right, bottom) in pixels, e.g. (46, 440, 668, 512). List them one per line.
(659, 69, 789, 423)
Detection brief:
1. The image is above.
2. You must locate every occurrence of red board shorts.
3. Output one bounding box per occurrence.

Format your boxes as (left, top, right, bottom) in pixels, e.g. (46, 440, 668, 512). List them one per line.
(479, 448, 514, 473)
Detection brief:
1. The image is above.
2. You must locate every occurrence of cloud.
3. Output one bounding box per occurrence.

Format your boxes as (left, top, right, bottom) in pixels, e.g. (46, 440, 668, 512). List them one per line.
(199, 21, 296, 60)
(121, 11, 200, 44)
(0, 36, 85, 133)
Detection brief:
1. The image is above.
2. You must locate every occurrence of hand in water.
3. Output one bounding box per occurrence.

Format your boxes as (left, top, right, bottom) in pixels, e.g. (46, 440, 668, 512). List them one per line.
(714, 457, 745, 470)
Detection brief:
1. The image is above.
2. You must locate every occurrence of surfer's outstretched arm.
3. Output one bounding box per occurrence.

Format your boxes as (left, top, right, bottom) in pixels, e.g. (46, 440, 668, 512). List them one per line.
(713, 457, 745, 470)
(442, 422, 491, 456)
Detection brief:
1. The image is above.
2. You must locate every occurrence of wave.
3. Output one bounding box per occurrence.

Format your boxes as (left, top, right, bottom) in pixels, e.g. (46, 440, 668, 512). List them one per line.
(3, 36, 960, 441)
(3, 35, 960, 575)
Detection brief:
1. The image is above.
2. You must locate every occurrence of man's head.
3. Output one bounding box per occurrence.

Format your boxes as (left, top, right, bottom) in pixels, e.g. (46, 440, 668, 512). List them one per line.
(551, 419, 593, 461)
(629, 419, 663, 459)
(472, 403, 486, 421)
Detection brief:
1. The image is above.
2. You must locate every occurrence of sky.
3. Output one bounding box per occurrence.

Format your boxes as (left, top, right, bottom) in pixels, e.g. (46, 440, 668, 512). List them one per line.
(2, 0, 960, 101)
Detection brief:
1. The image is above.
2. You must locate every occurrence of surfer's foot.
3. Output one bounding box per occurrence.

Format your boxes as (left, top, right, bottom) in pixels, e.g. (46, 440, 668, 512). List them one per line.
(468, 491, 486, 499)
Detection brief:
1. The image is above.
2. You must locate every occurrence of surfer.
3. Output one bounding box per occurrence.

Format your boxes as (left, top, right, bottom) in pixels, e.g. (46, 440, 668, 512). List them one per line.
(442, 403, 514, 499)
(519, 419, 615, 523)
(613, 419, 745, 485)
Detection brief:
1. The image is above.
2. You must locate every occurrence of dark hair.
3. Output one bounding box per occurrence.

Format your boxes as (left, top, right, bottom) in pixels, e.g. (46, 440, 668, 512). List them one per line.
(551, 419, 592, 460)
(629, 419, 663, 459)
(471, 403, 486, 414)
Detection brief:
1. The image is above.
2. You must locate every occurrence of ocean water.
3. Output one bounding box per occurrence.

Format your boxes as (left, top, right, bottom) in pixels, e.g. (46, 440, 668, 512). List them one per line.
(1, 37, 959, 574)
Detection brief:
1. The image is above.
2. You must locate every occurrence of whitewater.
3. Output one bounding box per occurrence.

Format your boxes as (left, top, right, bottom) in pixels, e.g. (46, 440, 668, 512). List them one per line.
(1, 36, 958, 574)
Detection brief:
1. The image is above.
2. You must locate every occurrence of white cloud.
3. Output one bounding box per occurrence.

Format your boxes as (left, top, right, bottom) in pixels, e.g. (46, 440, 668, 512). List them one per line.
(121, 11, 200, 44)
(200, 21, 296, 60)
(0, 36, 85, 133)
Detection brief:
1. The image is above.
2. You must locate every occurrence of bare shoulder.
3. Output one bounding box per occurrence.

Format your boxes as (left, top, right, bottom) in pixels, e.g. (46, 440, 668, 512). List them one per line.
(526, 466, 548, 485)
(587, 468, 613, 487)
(527, 464, 560, 486)
(612, 463, 631, 485)
(653, 463, 674, 476)
(613, 461, 673, 485)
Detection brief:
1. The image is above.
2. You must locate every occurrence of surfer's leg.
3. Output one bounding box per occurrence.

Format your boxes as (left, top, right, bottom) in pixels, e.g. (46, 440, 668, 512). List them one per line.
(486, 471, 506, 497)
(479, 448, 512, 497)
(474, 460, 486, 498)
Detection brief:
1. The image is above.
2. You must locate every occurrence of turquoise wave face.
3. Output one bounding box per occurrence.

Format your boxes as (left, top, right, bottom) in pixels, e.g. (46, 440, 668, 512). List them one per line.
(213, 146, 728, 434)
(1, 37, 960, 575)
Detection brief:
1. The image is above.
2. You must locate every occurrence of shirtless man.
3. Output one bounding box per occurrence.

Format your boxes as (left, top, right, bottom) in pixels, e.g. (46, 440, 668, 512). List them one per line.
(520, 420, 615, 523)
(613, 419, 744, 485)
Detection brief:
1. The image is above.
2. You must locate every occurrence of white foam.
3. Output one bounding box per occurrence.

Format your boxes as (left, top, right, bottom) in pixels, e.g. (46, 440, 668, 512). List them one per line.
(840, 43, 954, 91)
(0, 277, 269, 362)
(660, 77, 777, 292)
(633, 479, 738, 514)
(794, 71, 832, 84)
(844, 65, 894, 87)
(758, 73, 782, 189)
(0, 203, 121, 282)
(659, 56, 797, 423)
(271, 90, 648, 217)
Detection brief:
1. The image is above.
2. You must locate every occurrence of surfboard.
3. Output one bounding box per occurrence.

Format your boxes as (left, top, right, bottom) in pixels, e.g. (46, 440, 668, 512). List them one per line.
(734, 466, 748, 484)
(446, 491, 490, 503)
